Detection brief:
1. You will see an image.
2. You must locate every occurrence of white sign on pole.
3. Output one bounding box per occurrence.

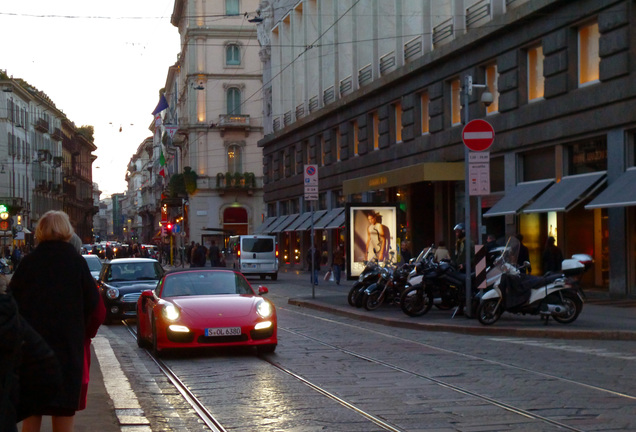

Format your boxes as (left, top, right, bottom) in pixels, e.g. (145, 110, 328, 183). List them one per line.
(304, 164, 319, 201)
(468, 151, 490, 196)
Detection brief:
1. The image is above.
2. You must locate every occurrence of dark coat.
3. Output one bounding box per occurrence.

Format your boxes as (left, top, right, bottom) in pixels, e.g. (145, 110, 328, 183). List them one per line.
(0, 294, 62, 428)
(10, 241, 101, 414)
(306, 248, 321, 270)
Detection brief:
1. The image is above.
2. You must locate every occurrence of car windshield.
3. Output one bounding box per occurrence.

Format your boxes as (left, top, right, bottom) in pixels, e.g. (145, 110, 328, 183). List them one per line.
(161, 271, 254, 297)
(107, 262, 161, 282)
(83, 256, 102, 272)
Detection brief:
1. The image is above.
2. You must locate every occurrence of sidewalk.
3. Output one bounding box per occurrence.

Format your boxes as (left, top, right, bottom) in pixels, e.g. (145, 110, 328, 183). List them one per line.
(48, 267, 636, 432)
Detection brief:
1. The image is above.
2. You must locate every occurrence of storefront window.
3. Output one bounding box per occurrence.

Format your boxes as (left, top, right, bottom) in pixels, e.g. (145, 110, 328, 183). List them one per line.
(522, 148, 554, 181)
(568, 139, 607, 174)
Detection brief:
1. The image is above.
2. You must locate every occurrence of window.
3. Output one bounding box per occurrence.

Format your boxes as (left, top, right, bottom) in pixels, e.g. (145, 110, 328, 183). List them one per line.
(352, 120, 359, 156)
(485, 65, 499, 114)
(334, 128, 341, 161)
(528, 45, 544, 101)
(227, 87, 241, 115)
(319, 134, 325, 166)
(420, 92, 430, 134)
(290, 146, 296, 175)
(226, 0, 240, 15)
(226, 44, 240, 66)
(227, 144, 242, 172)
(393, 101, 402, 142)
(579, 21, 600, 86)
(304, 140, 310, 164)
(451, 78, 461, 125)
(371, 111, 379, 150)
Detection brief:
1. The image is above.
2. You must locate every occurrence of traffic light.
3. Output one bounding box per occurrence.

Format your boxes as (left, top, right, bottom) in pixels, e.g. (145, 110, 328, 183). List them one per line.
(166, 222, 173, 233)
(0, 204, 9, 231)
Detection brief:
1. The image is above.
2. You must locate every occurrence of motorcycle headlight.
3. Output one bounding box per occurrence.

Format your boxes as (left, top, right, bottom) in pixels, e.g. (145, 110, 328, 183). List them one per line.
(162, 304, 180, 321)
(256, 299, 273, 318)
(106, 287, 119, 299)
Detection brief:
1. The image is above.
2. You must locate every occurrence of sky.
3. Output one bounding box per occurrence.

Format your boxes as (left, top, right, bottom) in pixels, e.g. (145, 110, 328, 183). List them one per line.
(0, 1, 181, 198)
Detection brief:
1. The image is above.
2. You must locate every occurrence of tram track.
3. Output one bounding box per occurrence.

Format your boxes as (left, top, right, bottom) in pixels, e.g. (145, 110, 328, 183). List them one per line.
(122, 303, 635, 432)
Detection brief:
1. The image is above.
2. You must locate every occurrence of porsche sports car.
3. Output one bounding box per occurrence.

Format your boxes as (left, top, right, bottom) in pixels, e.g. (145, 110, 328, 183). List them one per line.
(136, 268, 277, 356)
(97, 258, 165, 324)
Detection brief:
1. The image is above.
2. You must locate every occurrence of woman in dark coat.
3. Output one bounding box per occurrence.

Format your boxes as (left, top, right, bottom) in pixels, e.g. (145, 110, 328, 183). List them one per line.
(10, 210, 104, 432)
(542, 236, 564, 274)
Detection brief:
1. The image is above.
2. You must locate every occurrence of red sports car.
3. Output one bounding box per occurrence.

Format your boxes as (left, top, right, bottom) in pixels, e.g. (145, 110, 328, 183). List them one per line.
(136, 268, 277, 356)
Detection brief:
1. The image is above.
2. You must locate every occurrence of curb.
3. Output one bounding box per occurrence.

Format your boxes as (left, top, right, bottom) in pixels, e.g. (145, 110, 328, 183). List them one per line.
(288, 298, 636, 341)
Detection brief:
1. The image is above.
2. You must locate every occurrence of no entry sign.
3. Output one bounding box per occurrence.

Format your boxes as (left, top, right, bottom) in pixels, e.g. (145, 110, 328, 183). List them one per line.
(462, 119, 494, 152)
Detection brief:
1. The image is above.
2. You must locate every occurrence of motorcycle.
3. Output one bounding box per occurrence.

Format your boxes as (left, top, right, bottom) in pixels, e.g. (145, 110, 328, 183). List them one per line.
(476, 236, 588, 325)
(0, 257, 12, 275)
(363, 259, 414, 311)
(348, 258, 383, 307)
(401, 245, 504, 317)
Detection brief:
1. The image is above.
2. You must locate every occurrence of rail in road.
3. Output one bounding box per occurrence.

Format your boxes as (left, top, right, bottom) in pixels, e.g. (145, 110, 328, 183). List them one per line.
(119, 307, 636, 432)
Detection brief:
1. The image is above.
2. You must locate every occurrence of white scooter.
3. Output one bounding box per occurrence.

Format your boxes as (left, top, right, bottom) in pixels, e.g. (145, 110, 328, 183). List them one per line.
(476, 236, 589, 326)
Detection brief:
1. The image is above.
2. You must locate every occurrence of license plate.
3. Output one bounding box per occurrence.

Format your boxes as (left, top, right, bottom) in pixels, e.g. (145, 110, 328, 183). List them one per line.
(244, 263, 257, 268)
(205, 327, 241, 337)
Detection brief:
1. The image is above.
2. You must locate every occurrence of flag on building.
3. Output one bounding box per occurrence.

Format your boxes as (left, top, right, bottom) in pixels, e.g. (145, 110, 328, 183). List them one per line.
(152, 94, 169, 115)
(158, 149, 166, 177)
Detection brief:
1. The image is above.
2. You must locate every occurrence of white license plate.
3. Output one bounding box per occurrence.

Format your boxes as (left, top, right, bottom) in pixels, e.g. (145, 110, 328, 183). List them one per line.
(244, 263, 257, 268)
(205, 327, 241, 337)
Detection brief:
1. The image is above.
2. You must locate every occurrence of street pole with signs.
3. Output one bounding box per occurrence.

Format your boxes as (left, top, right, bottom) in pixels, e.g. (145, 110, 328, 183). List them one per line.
(462, 75, 494, 316)
(304, 164, 318, 298)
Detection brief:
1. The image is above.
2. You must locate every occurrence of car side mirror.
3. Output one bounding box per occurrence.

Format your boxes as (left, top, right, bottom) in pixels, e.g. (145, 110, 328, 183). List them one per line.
(258, 286, 269, 295)
(140, 289, 154, 308)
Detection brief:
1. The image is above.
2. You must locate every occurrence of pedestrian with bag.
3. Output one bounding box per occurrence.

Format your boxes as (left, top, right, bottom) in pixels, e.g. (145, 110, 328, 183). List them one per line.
(9, 210, 105, 432)
(306, 246, 321, 285)
(331, 245, 345, 285)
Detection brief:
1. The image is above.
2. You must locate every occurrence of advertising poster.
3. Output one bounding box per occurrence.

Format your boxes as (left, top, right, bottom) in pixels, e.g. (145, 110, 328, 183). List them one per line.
(345, 204, 398, 279)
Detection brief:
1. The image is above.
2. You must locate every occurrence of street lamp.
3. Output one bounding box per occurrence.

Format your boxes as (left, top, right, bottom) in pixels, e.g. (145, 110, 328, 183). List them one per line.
(462, 74, 492, 317)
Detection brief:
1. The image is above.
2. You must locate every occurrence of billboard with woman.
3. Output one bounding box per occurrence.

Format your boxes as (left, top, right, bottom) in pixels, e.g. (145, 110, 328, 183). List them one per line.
(345, 204, 398, 278)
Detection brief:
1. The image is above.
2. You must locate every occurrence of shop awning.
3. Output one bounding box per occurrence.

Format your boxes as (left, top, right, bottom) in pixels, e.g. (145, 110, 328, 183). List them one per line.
(343, 162, 464, 195)
(585, 168, 636, 209)
(295, 210, 328, 231)
(325, 209, 346, 229)
(523, 172, 606, 213)
(285, 212, 313, 231)
(270, 214, 299, 233)
(314, 208, 344, 229)
(483, 179, 554, 217)
(252, 216, 277, 234)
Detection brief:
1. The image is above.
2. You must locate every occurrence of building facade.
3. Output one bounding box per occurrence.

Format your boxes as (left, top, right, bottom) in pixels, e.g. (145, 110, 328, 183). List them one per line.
(162, 0, 266, 251)
(256, 0, 636, 297)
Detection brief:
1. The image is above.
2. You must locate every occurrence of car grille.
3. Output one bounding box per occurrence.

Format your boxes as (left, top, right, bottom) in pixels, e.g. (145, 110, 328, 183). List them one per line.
(121, 293, 142, 303)
(251, 327, 275, 340)
(197, 334, 249, 344)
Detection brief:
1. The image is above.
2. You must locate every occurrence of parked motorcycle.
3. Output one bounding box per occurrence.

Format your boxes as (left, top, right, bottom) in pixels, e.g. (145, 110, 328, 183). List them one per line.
(363, 260, 414, 311)
(0, 257, 12, 275)
(348, 258, 383, 307)
(476, 236, 588, 325)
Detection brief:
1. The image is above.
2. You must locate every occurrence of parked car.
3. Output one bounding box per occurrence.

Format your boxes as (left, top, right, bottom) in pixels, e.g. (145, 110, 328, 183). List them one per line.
(225, 235, 279, 280)
(136, 268, 277, 356)
(82, 254, 103, 280)
(97, 258, 165, 324)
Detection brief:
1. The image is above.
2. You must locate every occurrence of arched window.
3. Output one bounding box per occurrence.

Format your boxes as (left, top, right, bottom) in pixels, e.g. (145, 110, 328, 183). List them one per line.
(227, 144, 242, 172)
(226, 44, 240, 66)
(227, 87, 241, 115)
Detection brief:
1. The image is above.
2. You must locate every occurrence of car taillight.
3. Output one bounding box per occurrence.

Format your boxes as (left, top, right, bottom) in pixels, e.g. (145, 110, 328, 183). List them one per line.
(276, 244, 279, 258)
(237, 244, 241, 258)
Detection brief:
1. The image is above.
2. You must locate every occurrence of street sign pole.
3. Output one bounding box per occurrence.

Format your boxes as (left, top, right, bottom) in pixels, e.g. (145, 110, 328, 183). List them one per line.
(304, 164, 319, 298)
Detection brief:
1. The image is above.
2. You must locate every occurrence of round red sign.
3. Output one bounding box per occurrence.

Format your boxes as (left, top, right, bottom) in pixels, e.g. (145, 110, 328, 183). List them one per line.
(462, 119, 495, 152)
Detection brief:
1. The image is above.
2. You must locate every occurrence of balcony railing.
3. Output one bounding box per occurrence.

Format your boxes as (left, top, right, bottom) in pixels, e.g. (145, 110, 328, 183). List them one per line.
(51, 127, 63, 141)
(218, 114, 250, 127)
(215, 172, 262, 192)
(35, 118, 49, 133)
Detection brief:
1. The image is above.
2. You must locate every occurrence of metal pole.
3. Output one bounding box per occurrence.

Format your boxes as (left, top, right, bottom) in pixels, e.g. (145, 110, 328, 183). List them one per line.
(311, 201, 315, 299)
(463, 75, 473, 317)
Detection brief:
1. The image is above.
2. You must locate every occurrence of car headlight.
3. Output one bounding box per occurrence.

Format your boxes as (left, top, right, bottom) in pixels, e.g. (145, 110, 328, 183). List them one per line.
(256, 299, 273, 318)
(162, 304, 180, 321)
(106, 287, 119, 299)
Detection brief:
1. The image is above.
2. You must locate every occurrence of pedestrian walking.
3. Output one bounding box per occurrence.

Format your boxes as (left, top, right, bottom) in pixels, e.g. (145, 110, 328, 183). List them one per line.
(208, 240, 220, 267)
(516, 233, 531, 274)
(306, 246, 321, 285)
(331, 245, 345, 285)
(542, 236, 563, 274)
(9, 210, 105, 432)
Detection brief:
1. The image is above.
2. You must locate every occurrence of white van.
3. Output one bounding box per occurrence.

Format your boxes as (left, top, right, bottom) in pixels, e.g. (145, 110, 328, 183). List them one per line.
(226, 235, 279, 280)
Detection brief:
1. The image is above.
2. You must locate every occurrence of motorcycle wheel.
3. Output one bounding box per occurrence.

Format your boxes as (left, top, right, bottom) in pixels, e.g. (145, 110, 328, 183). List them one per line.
(364, 291, 382, 311)
(552, 291, 583, 324)
(400, 286, 433, 317)
(477, 299, 502, 325)
(347, 283, 363, 307)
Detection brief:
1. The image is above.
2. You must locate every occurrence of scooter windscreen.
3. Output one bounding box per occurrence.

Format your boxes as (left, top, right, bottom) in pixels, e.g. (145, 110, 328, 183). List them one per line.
(497, 236, 520, 268)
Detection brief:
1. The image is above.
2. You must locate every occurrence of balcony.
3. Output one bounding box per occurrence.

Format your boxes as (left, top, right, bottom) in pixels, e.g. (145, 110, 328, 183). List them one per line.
(34, 118, 49, 133)
(51, 127, 63, 141)
(217, 114, 250, 137)
(214, 172, 261, 195)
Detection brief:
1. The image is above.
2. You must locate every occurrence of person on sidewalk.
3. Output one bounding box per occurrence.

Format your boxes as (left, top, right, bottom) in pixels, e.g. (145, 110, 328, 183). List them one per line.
(208, 240, 220, 267)
(9, 210, 105, 432)
(331, 245, 345, 285)
(306, 246, 321, 285)
(434, 241, 451, 263)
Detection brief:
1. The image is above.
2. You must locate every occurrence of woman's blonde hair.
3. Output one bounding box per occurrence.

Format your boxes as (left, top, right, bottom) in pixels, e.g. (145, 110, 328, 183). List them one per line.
(35, 210, 74, 242)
